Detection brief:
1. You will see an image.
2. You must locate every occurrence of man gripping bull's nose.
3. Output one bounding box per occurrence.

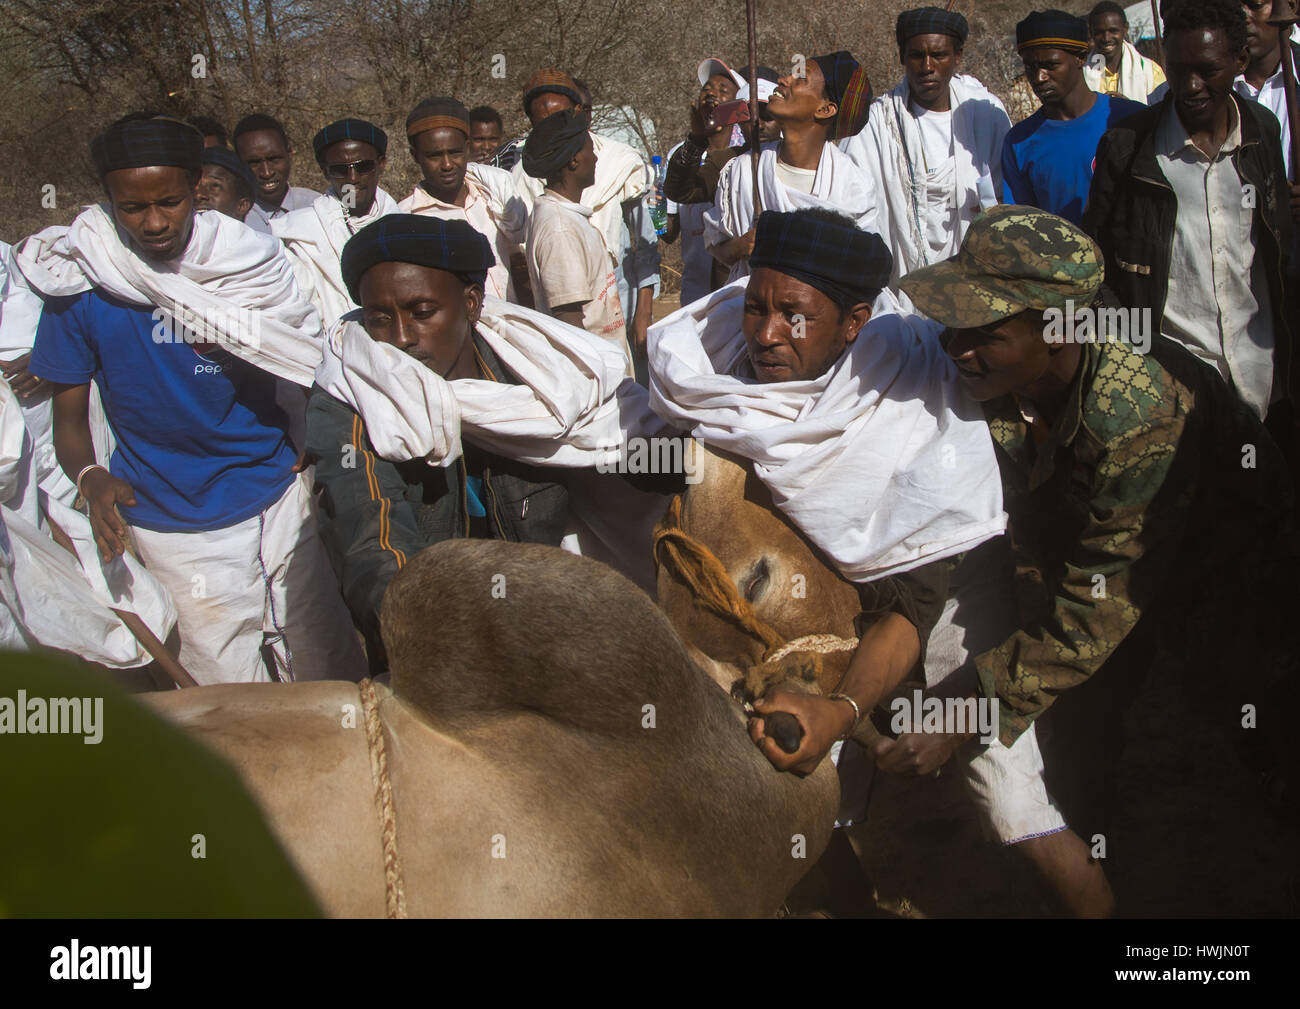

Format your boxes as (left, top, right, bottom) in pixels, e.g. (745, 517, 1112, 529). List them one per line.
(648, 208, 1091, 908)
(651, 208, 1005, 781)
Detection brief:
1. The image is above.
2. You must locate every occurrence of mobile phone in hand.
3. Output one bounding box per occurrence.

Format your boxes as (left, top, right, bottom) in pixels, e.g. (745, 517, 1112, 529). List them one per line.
(705, 99, 751, 130)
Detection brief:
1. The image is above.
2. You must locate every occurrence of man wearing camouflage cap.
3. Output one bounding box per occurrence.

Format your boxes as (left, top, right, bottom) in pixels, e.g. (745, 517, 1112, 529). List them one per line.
(898, 204, 1299, 915)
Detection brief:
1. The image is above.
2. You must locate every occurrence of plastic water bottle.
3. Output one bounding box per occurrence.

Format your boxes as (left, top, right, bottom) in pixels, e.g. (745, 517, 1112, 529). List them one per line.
(649, 155, 668, 236)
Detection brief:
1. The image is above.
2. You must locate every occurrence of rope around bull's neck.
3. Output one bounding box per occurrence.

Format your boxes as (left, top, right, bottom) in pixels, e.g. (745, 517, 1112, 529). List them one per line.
(359, 677, 408, 919)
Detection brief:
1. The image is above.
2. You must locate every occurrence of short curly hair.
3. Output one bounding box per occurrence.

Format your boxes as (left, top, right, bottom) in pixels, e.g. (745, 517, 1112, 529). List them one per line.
(1162, 0, 1249, 55)
(1089, 1, 1127, 24)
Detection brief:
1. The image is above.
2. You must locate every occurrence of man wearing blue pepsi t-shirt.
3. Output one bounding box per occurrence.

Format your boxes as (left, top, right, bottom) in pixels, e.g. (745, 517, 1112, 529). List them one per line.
(1001, 9, 1146, 224)
(24, 114, 364, 685)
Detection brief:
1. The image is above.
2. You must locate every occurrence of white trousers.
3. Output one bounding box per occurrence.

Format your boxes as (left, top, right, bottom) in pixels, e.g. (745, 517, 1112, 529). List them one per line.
(132, 473, 366, 685)
(835, 537, 1067, 845)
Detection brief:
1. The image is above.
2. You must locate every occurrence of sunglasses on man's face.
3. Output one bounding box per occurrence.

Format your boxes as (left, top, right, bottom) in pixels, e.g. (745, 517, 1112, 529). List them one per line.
(324, 159, 378, 179)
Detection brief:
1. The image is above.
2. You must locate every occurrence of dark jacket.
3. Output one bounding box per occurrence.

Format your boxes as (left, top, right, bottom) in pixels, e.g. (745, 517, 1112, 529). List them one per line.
(664, 135, 742, 205)
(305, 330, 568, 646)
(1080, 92, 1294, 403)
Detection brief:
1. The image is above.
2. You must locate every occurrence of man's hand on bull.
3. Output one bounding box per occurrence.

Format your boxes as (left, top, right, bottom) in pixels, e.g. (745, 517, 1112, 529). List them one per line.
(749, 691, 855, 775)
(870, 730, 971, 777)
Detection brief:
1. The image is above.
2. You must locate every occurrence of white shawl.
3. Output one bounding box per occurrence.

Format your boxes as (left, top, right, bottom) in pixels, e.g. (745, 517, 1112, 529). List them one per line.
(1084, 41, 1160, 104)
(314, 296, 663, 468)
(842, 75, 1009, 298)
(273, 188, 399, 330)
(703, 142, 880, 283)
(0, 377, 177, 666)
(647, 280, 1006, 582)
(14, 205, 324, 387)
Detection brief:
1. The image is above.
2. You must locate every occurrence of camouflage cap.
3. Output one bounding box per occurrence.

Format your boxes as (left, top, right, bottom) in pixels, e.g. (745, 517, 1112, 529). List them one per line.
(899, 204, 1103, 329)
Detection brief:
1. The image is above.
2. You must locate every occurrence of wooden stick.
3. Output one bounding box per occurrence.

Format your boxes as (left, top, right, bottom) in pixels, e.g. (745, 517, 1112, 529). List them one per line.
(112, 608, 197, 689)
(746, 0, 761, 217)
(1150, 0, 1165, 66)
(44, 514, 197, 688)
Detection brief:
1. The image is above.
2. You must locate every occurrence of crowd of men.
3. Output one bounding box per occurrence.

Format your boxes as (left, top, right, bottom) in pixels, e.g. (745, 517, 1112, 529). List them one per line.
(0, 0, 1296, 917)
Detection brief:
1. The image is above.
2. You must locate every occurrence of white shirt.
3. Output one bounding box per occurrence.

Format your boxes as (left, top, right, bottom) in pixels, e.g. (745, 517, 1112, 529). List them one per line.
(246, 185, 319, 235)
(1233, 43, 1297, 179)
(773, 158, 817, 195)
(1157, 98, 1275, 419)
(526, 191, 630, 375)
(912, 103, 960, 261)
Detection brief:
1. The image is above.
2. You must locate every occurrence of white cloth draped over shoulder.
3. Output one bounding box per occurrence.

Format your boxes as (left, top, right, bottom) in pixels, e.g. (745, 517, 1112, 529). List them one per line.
(1084, 41, 1161, 103)
(1, 240, 54, 472)
(647, 280, 1007, 582)
(14, 205, 325, 387)
(512, 133, 651, 266)
(703, 142, 880, 284)
(0, 373, 177, 665)
(272, 188, 399, 330)
(313, 296, 666, 469)
(842, 75, 1009, 299)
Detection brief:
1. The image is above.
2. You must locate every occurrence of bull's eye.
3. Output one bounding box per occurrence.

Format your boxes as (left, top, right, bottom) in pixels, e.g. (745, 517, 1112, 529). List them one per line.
(743, 559, 771, 602)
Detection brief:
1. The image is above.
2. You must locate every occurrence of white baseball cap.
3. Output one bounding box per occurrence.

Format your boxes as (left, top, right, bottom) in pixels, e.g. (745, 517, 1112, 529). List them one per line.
(697, 58, 746, 90)
(737, 78, 778, 103)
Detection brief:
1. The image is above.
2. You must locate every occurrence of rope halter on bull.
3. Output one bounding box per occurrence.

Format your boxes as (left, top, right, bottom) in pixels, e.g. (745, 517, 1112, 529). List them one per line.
(359, 677, 408, 919)
(651, 494, 882, 749)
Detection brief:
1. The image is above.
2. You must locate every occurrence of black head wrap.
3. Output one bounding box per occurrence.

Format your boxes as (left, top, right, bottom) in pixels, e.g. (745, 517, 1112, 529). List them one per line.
(91, 116, 203, 179)
(896, 7, 970, 48)
(312, 119, 388, 160)
(749, 210, 892, 310)
(340, 214, 496, 304)
(200, 146, 258, 200)
(1016, 9, 1091, 53)
(521, 109, 589, 180)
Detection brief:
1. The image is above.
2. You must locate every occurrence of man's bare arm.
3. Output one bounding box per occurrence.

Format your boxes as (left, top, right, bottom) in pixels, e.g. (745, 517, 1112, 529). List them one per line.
(751, 613, 921, 775)
(552, 302, 587, 329)
(631, 285, 654, 357)
(49, 381, 136, 561)
(709, 228, 756, 268)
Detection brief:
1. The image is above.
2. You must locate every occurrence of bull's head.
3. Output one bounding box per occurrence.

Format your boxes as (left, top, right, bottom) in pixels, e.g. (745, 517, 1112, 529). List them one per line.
(653, 444, 864, 742)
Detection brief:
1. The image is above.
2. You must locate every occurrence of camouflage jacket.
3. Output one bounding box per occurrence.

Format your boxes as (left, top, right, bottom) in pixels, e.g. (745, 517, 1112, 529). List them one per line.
(973, 334, 1293, 745)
